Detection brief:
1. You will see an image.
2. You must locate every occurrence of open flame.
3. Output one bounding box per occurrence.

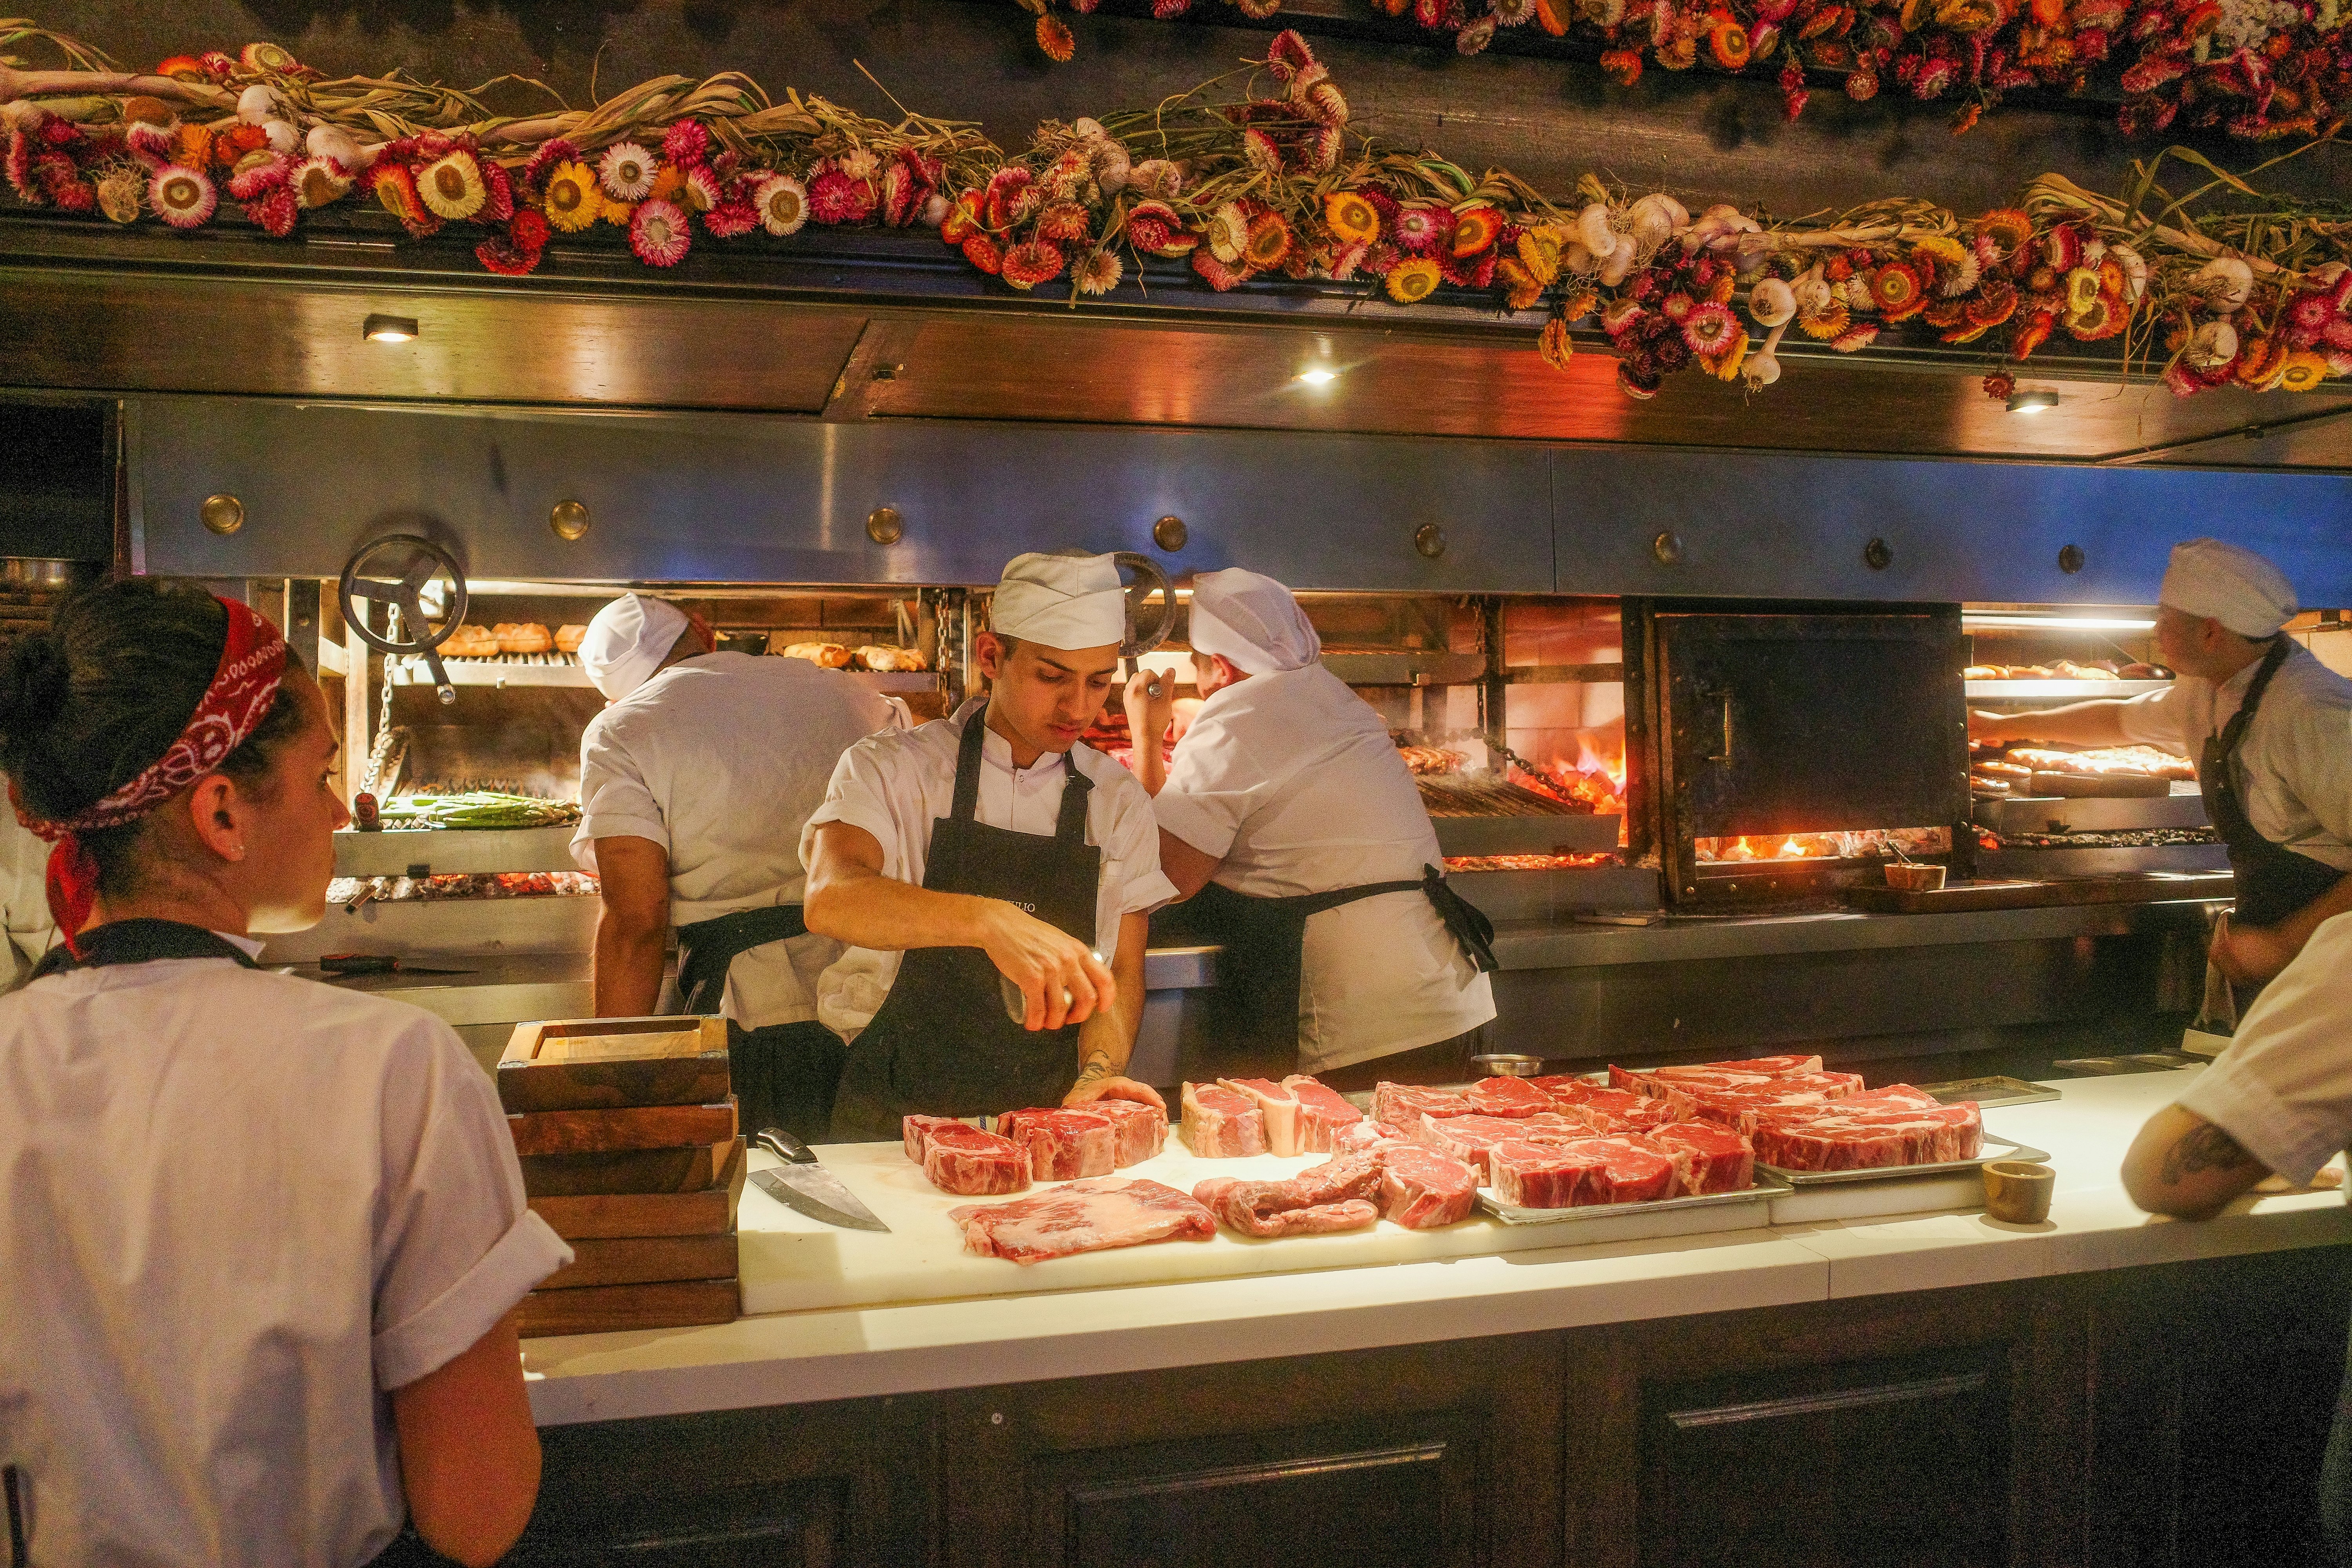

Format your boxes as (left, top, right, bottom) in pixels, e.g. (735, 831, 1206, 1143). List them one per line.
(1694, 828, 1953, 865)
(1515, 734, 1626, 818)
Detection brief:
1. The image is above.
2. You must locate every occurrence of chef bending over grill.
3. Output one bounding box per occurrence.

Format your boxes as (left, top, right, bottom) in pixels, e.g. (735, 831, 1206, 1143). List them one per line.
(573, 593, 907, 1142)
(1123, 568, 1498, 1089)
(801, 552, 1176, 1141)
(1970, 539, 2352, 983)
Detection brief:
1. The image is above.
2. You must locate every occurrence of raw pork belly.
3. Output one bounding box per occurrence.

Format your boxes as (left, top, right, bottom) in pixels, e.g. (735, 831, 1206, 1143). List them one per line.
(1376, 1145, 1480, 1229)
(951, 1177, 1216, 1264)
(1086, 1099, 1168, 1167)
(1374, 1082, 1472, 1130)
(1463, 1076, 1554, 1118)
(903, 1114, 970, 1165)
(997, 1107, 1117, 1180)
(922, 1124, 1032, 1196)
(1646, 1121, 1757, 1195)
(1220, 1077, 1302, 1155)
(1282, 1074, 1364, 1152)
(1181, 1081, 1268, 1158)
(1193, 1152, 1385, 1238)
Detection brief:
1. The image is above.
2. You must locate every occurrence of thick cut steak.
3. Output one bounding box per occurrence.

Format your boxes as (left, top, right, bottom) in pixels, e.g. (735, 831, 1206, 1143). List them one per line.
(1181, 1081, 1268, 1158)
(1085, 1099, 1168, 1167)
(997, 1107, 1117, 1181)
(1647, 1122, 1757, 1194)
(950, 1176, 1217, 1263)
(1751, 1096, 1984, 1172)
(1488, 1140, 1601, 1209)
(1192, 1152, 1385, 1238)
(1463, 1076, 1554, 1118)
(1221, 1077, 1302, 1156)
(922, 1124, 1032, 1196)
(1283, 1074, 1365, 1152)
(1416, 1113, 1535, 1176)
(1334, 1118, 1408, 1153)
(1376, 1145, 1480, 1229)
(1679, 1074, 1865, 1134)
(903, 1114, 969, 1165)
(1550, 1135, 1681, 1205)
(1375, 1082, 1472, 1129)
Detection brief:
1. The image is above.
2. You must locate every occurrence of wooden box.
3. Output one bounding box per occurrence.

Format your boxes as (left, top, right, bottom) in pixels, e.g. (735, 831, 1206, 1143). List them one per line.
(507, 1098, 738, 1157)
(519, 1278, 741, 1338)
(521, 1135, 745, 1198)
(497, 1016, 731, 1115)
(530, 1139, 748, 1240)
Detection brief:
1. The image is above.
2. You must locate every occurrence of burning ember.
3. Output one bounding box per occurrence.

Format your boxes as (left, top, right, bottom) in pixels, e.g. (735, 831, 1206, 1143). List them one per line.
(1694, 828, 1951, 865)
(1444, 853, 1621, 872)
(1512, 736, 1626, 819)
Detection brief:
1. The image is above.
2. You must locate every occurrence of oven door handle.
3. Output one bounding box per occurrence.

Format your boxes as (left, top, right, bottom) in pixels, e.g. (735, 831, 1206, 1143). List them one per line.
(1700, 685, 1733, 764)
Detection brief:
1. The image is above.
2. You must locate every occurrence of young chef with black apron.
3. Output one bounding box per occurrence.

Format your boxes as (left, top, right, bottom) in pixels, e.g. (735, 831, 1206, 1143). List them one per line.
(1125, 568, 1498, 1088)
(1971, 538, 2352, 983)
(802, 552, 1176, 1141)
(574, 593, 905, 1142)
(0, 579, 571, 1568)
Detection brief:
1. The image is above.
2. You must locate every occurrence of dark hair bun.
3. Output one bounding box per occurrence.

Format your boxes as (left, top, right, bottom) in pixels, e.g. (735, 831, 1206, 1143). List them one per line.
(0, 633, 72, 742)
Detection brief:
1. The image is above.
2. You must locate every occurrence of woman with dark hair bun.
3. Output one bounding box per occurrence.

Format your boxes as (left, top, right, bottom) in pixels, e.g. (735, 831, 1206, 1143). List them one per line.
(0, 579, 572, 1568)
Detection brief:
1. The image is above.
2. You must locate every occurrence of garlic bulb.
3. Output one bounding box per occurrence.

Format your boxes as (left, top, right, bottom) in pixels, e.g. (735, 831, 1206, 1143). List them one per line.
(1578, 201, 1622, 261)
(1749, 277, 1796, 328)
(2184, 319, 2239, 369)
(2190, 256, 2254, 312)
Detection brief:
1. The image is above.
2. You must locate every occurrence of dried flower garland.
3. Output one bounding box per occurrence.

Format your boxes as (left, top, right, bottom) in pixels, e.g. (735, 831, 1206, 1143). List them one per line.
(1008, 0, 2351, 143)
(2, 18, 2345, 400)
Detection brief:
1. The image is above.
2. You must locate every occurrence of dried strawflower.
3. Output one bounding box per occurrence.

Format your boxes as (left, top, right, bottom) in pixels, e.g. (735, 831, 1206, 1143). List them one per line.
(149, 163, 216, 227)
(598, 141, 656, 201)
(630, 198, 691, 266)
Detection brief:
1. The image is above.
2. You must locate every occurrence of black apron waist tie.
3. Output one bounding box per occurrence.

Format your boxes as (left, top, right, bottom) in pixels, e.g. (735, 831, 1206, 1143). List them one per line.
(672, 902, 837, 1143)
(673, 903, 808, 1017)
(2197, 635, 2347, 930)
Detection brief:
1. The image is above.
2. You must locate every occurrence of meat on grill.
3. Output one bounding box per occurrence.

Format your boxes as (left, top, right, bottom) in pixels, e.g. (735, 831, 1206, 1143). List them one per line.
(951, 1177, 1218, 1264)
(997, 1107, 1118, 1181)
(1283, 1074, 1365, 1152)
(1221, 1077, 1302, 1156)
(1181, 1080, 1269, 1158)
(920, 1123, 1033, 1197)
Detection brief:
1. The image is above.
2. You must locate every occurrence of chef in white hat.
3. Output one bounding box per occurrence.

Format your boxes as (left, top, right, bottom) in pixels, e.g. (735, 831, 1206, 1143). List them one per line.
(1125, 568, 1497, 1087)
(1973, 539, 2352, 980)
(803, 553, 1175, 1139)
(573, 592, 906, 1142)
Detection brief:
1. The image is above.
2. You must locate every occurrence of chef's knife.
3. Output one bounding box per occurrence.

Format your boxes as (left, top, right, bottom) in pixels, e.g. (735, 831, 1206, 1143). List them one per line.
(319, 953, 476, 976)
(751, 1127, 891, 1232)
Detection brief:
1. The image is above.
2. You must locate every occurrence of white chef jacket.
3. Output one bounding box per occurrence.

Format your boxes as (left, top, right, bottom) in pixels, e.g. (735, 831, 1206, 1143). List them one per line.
(800, 701, 1178, 1043)
(1149, 663, 1497, 1075)
(2119, 641, 2352, 871)
(2174, 911, 2352, 1187)
(0, 806, 55, 991)
(572, 652, 905, 1030)
(0, 937, 572, 1568)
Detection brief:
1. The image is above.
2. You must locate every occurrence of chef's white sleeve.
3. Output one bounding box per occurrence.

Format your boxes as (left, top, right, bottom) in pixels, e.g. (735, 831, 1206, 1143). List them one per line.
(370, 1017, 572, 1387)
(1148, 713, 1274, 860)
(571, 711, 671, 875)
(2270, 695, 2352, 847)
(1102, 779, 1179, 927)
(2114, 684, 2188, 751)
(2173, 913, 2352, 1186)
(800, 736, 911, 879)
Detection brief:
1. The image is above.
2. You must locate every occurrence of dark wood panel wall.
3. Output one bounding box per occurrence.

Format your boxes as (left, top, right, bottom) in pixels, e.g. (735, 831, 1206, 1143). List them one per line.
(516, 1244, 2352, 1567)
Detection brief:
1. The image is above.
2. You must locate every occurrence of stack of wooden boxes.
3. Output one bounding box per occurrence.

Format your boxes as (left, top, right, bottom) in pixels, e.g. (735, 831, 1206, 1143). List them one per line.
(498, 1016, 746, 1336)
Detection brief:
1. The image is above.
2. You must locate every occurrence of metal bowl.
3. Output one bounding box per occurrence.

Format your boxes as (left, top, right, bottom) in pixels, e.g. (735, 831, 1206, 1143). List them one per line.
(1470, 1053, 1546, 1078)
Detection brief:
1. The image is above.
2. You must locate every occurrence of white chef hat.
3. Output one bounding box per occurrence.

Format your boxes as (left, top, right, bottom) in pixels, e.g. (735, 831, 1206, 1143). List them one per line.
(577, 592, 690, 701)
(2159, 538, 2298, 638)
(990, 552, 1126, 650)
(1187, 567, 1322, 675)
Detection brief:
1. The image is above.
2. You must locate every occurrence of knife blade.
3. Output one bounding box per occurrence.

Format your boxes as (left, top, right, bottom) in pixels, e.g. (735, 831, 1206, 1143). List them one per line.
(751, 1127, 891, 1232)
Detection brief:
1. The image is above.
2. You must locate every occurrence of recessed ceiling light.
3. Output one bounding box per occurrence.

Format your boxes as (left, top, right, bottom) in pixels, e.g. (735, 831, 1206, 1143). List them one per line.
(363, 313, 419, 343)
(1298, 367, 1338, 386)
(2005, 388, 2058, 415)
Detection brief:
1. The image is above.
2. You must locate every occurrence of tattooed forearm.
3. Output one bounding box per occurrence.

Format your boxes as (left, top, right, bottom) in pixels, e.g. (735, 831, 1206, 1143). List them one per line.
(2160, 1121, 2259, 1184)
(1073, 1047, 1116, 1089)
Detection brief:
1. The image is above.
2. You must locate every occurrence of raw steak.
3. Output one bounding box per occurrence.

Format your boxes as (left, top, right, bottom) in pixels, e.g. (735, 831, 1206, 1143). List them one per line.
(1085, 1099, 1168, 1167)
(1221, 1077, 1302, 1156)
(1534, 1080, 1675, 1129)
(997, 1107, 1117, 1181)
(1375, 1082, 1472, 1130)
(903, 1114, 970, 1165)
(1549, 1135, 1681, 1205)
(1824, 1084, 1941, 1114)
(1750, 1098, 1983, 1172)
(1416, 1113, 1540, 1177)
(1647, 1121, 1757, 1195)
(950, 1176, 1217, 1263)
(1608, 1054, 1827, 1100)
(1181, 1081, 1268, 1158)
(1681, 1074, 1866, 1134)
(922, 1124, 1032, 1196)
(1463, 1076, 1555, 1118)
(1193, 1152, 1385, 1238)
(1375, 1145, 1480, 1229)
(1663, 1053, 1825, 1079)
(1282, 1074, 1365, 1152)
(1487, 1140, 1601, 1209)
(1333, 1118, 1409, 1154)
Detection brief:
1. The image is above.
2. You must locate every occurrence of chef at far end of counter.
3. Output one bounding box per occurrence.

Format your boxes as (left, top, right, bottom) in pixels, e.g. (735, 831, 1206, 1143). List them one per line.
(1122, 568, 1498, 1091)
(801, 552, 1176, 1142)
(1970, 538, 2352, 985)
(572, 592, 907, 1144)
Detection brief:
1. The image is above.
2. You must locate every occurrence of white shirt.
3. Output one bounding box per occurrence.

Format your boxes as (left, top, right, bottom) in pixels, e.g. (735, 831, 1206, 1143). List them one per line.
(1149, 664, 1497, 1074)
(2175, 912, 2352, 1187)
(573, 652, 905, 1030)
(2119, 642, 2352, 871)
(0, 809, 54, 991)
(0, 941, 572, 1568)
(800, 702, 1178, 1043)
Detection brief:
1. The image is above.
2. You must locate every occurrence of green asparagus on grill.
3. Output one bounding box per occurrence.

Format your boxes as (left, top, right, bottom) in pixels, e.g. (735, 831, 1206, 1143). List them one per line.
(376, 792, 581, 830)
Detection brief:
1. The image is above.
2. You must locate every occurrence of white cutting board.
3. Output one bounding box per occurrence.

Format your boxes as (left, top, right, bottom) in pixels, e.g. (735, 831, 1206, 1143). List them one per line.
(738, 1136, 1773, 1314)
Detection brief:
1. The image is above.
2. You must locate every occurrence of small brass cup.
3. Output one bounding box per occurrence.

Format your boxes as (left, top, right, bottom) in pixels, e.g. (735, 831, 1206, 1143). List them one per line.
(1982, 1159, 2055, 1224)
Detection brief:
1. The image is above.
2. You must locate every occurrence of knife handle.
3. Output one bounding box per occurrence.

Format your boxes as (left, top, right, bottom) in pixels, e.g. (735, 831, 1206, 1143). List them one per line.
(755, 1127, 817, 1165)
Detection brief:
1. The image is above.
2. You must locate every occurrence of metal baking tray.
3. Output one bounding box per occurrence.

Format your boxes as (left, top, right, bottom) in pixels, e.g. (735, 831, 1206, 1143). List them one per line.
(1917, 1076, 2061, 1109)
(1477, 1166, 1791, 1227)
(1758, 1133, 2050, 1187)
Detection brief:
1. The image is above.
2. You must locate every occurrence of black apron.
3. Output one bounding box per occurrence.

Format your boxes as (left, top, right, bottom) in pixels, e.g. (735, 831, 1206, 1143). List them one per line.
(15, 923, 449, 1568)
(674, 904, 842, 1144)
(828, 716, 1104, 1141)
(1171, 866, 1499, 1083)
(2199, 636, 2347, 929)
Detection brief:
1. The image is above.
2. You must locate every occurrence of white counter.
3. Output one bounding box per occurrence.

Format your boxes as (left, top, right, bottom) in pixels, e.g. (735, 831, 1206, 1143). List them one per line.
(521, 1067, 2352, 1427)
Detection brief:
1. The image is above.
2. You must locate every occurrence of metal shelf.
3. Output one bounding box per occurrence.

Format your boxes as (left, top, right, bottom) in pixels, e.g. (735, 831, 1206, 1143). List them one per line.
(1319, 651, 1486, 686)
(1432, 813, 1622, 857)
(389, 653, 588, 688)
(334, 824, 582, 876)
(1965, 680, 2172, 700)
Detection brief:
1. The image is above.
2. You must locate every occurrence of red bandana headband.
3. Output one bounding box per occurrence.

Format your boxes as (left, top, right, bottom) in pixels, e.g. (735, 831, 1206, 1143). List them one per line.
(12, 596, 288, 954)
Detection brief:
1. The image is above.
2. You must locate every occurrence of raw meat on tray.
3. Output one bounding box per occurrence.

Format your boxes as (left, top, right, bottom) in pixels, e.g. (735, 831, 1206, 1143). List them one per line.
(1194, 1152, 1385, 1238)
(1375, 1082, 1472, 1129)
(1463, 1076, 1554, 1118)
(1494, 1135, 1682, 1208)
(921, 1123, 1033, 1196)
(1283, 1074, 1365, 1152)
(1676, 1074, 1866, 1134)
(1334, 1118, 1408, 1154)
(1220, 1077, 1303, 1155)
(1376, 1145, 1480, 1229)
(1085, 1098, 1168, 1166)
(1750, 1095, 1982, 1172)
(1181, 1081, 1268, 1158)
(997, 1107, 1117, 1181)
(951, 1177, 1217, 1263)
(1647, 1121, 1757, 1195)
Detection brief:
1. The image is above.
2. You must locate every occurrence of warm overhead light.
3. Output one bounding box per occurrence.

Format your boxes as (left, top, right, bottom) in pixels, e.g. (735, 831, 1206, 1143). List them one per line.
(1963, 614, 2156, 630)
(1298, 366, 1338, 386)
(2005, 388, 2058, 415)
(363, 314, 418, 343)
